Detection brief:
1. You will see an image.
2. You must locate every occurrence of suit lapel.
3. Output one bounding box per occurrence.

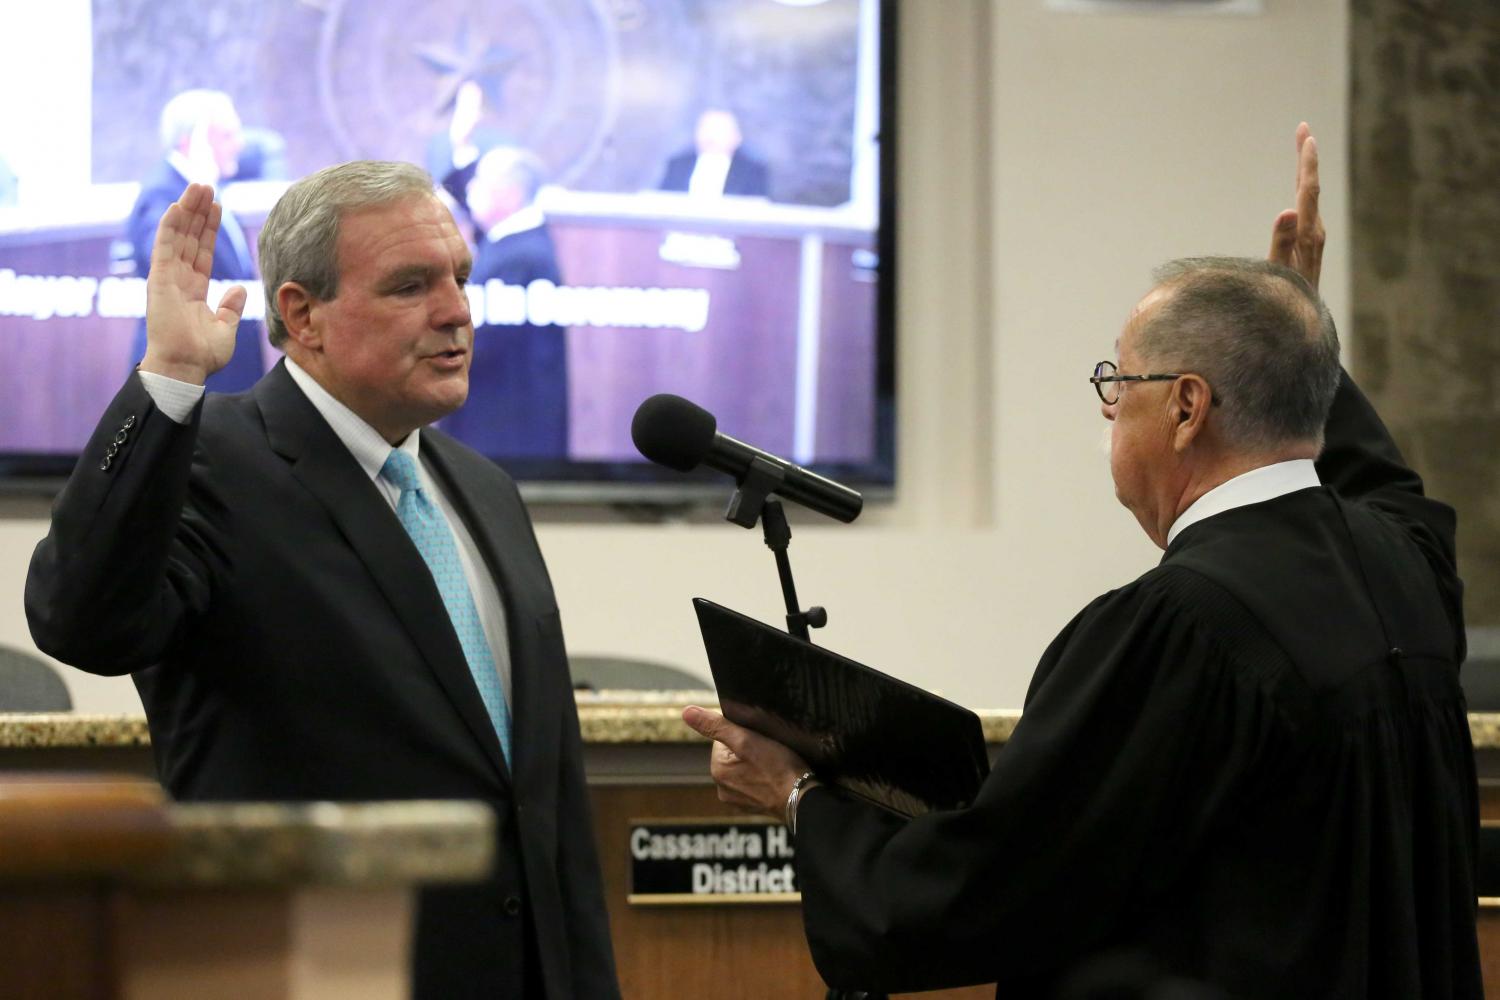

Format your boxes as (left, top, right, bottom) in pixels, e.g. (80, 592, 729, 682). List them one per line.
(254, 363, 512, 784)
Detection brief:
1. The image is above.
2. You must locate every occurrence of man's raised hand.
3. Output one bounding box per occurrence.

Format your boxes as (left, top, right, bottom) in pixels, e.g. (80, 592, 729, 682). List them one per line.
(140, 183, 246, 384)
(1267, 121, 1325, 291)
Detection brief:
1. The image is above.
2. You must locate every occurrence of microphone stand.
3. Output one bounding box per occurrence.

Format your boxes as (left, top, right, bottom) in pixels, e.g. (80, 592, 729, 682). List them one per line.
(727, 463, 888, 1000)
(724, 456, 827, 642)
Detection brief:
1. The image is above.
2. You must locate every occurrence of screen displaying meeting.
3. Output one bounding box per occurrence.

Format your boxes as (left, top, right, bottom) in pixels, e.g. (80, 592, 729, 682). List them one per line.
(0, 0, 894, 494)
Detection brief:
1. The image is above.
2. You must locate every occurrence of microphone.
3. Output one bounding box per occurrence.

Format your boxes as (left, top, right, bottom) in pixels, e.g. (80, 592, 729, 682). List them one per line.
(631, 394, 863, 523)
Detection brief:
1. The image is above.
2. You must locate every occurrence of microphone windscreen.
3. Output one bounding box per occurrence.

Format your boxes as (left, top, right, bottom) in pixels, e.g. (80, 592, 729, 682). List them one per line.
(631, 394, 718, 472)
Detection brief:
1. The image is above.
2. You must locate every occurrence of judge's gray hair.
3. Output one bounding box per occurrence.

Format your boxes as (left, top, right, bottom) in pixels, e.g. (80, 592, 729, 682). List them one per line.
(258, 161, 436, 347)
(1138, 257, 1341, 453)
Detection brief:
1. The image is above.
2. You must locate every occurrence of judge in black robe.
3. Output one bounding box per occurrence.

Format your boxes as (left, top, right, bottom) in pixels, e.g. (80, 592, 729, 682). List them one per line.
(683, 129, 1481, 998)
(788, 367, 1477, 997)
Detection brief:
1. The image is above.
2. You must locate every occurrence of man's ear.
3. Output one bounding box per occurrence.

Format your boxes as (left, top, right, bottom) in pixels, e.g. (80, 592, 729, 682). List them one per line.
(1170, 375, 1213, 453)
(276, 282, 320, 350)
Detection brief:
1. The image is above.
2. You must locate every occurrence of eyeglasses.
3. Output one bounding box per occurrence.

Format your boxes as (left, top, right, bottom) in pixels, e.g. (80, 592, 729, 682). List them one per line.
(1089, 360, 1184, 405)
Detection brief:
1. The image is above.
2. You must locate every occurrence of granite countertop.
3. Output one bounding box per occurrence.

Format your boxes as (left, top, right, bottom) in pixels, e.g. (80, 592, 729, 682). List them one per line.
(0, 774, 493, 888)
(0, 698, 1019, 748)
(142, 799, 494, 888)
(6, 703, 1495, 748)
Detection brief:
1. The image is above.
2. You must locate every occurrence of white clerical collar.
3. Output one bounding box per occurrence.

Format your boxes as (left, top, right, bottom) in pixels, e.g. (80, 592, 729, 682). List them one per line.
(283, 358, 419, 484)
(166, 149, 220, 187)
(485, 204, 545, 244)
(1166, 459, 1321, 545)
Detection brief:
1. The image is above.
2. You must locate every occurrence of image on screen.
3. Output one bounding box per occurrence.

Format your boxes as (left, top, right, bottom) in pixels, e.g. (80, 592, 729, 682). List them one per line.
(0, 0, 894, 498)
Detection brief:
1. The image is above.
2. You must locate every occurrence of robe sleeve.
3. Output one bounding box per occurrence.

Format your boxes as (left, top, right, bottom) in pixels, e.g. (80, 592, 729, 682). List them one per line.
(794, 569, 1294, 993)
(1314, 369, 1464, 660)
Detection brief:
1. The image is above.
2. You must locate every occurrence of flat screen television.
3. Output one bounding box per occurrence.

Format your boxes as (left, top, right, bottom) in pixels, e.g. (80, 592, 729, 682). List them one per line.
(0, 0, 895, 503)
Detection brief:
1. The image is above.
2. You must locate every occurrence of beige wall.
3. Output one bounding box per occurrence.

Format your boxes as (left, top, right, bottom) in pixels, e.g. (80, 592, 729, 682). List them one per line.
(0, 0, 1350, 714)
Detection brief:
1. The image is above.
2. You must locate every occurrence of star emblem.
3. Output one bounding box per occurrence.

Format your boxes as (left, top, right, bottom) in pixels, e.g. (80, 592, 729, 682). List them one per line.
(414, 16, 524, 115)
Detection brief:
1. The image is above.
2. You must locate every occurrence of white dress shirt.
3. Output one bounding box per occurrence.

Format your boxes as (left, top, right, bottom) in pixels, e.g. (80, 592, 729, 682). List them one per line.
(1166, 459, 1322, 546)
(485, 204, 546, 244)
(138, 361, 513, 703)
(686, 152, 733, 197)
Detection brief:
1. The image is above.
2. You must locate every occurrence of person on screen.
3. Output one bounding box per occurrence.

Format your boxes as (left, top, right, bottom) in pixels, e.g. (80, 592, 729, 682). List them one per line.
(682, 125, 1482, 997)
(658, 108, 771, 198)
(440, 145, 568, 458)
(427, 78, 512, 241)
(125, 89, 265, 393)
(27, 163, 620, 1000)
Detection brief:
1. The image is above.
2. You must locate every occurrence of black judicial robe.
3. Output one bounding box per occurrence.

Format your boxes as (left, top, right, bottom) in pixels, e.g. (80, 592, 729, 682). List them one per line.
(795, 372, 1481, 999)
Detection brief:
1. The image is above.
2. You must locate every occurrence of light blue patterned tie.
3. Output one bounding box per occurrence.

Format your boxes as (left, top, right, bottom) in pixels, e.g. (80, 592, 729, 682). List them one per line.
(381, 450, 512, 763)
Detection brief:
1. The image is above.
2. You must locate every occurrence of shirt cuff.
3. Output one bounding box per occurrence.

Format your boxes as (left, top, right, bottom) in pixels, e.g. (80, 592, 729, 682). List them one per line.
(138, 370, 205, 424)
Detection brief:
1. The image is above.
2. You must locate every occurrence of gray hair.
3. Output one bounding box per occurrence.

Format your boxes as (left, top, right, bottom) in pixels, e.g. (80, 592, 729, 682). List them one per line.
(159, 89, 237, 152)
(1138, 256, 1341, 452)
(257, 161, 436, 347)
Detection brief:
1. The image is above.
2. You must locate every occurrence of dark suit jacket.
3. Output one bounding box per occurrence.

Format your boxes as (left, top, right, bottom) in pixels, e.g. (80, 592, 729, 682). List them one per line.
(658, 149, 771, 198)
(440, 224, 569, 458)
(126, 161, 266, 393)
(25, 362, 619, 1000)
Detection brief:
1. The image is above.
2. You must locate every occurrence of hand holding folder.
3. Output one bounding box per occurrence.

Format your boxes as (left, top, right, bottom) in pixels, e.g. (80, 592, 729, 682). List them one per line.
(690, 599, 989, 818)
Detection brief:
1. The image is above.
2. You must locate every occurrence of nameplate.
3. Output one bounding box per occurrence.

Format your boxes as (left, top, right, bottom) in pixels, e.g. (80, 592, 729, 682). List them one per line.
(627, 817, 799, 906)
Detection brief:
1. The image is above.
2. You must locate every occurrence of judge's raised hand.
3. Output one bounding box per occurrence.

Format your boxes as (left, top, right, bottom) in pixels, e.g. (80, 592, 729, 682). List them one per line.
(140, 183, 246, 385)
(682, 705, 809, 817)
(1267, 121, 1325, 291)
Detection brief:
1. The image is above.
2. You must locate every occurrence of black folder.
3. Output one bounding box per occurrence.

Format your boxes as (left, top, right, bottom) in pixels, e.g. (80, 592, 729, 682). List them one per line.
(694, 598, 990, 817)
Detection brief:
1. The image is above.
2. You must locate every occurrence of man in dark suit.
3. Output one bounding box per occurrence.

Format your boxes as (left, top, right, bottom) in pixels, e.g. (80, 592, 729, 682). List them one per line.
(125, 89, 265, 393)
(658, 108, 771, 198)
(683, 126, 1482, 996)
(27, 164, 619, 999)
(440, 146, 568, 458)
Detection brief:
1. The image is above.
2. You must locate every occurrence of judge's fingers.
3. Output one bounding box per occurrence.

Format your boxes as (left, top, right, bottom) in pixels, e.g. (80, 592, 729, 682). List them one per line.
(683, 704, 723, 738)
(1294, 133, 1325, 288)
(682, 705, 750, 756)
(706, 746, 782, 814)
(708, 741, 744, 786)
(1268, 209, 1298, 267)
(711, 780, 761, 812)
